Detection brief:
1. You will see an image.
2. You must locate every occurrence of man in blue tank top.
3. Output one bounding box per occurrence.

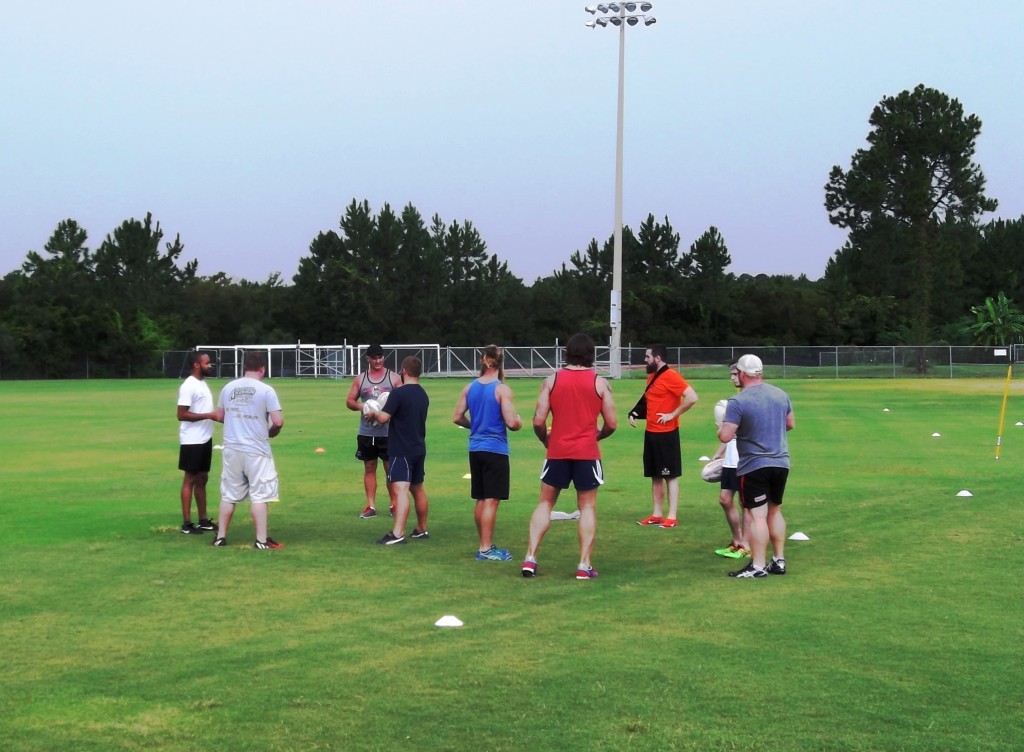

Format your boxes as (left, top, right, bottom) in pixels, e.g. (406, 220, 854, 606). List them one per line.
(452, 345, 524, 561)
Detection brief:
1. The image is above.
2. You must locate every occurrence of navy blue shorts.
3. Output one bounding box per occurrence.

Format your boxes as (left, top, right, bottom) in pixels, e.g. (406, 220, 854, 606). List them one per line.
(540, 459, 604, 491)
(388, 455, 425, 485)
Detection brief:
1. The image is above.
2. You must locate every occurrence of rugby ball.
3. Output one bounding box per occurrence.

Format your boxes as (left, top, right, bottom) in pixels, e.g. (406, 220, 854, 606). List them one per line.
(713, 399, 728, 428)
(701, 458, 724, 483)
(362, 398, 381, 416)
(377, 391, 389, 408)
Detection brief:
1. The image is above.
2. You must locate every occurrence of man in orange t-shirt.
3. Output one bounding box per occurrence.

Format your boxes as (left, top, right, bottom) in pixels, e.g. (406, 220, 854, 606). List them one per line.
(630, 344, 698, 529)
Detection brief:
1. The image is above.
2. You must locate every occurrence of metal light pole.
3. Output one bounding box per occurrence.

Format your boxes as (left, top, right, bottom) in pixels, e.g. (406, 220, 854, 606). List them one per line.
(585, 3, 656, 379)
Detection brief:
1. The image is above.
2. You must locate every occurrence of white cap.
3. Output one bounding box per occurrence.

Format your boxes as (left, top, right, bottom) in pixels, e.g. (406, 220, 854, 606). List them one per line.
(713, 399, 728, 428)
(736, 354, 763, 376)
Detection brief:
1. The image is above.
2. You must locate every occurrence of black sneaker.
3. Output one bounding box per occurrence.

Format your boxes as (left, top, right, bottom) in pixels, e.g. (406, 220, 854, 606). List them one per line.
(729, 563, 767, 578)
(181, 522, 204, 535)
(254, 538, 284, 550)
(197, 518, 218, 531)
(377, 532, 406, 545)
(212, 537, 227, 547)
(410, 529, 430, 540)
(766, 558, 787, 575)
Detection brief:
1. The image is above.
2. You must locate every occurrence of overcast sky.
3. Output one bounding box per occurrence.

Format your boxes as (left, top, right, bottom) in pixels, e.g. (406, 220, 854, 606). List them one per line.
(2, 1, 1021, 285)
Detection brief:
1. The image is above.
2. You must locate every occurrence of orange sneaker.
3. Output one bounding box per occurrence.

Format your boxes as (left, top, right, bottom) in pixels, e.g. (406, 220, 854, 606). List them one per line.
(659, 518, 678, 529)
(636, 516, 664, 526)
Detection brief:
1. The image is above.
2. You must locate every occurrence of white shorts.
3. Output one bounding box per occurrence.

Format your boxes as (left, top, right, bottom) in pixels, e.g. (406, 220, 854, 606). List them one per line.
(220, 447, 280, 504)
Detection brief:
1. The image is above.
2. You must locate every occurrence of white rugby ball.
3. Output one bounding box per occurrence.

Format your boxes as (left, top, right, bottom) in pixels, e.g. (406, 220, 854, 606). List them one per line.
(713, 399, 728, 428)
(377, 391, 389, 408)
(362, 398, 381, 415)
(701, 458, 724, 483)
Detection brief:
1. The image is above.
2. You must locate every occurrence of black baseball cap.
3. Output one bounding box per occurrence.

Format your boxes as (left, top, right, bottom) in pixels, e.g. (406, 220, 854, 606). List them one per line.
(365, 344, 384, 358)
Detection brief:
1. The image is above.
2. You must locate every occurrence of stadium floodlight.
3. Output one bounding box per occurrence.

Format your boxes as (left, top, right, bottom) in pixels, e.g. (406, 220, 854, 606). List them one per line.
(582, 2, 654, 379)
(645, 16, 656, 25)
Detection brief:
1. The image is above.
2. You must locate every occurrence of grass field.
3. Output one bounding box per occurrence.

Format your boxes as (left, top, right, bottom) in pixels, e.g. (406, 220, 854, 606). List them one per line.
(2, 376, 1022, 752)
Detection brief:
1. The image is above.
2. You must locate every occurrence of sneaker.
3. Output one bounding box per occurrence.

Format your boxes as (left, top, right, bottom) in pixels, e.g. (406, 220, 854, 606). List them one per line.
(476, 545, 512, 561)
(410, 529, 430, 540)
(728, 563, 767, 578)
(359, 506, 378, 519)
(376, 532, 406, 545)
(254, 538, 284, 550)
(766, 558, 787, 575)
(636, 516, 664, 526)
(181, 522, 204, 535)
(575, 566, 600, 580)
(211, 537, 227, 547)
(659, 518, 678, 529)
(521, 560, 538, 578)
(715, 544, 751, 559)
(197, 518, 218, 531)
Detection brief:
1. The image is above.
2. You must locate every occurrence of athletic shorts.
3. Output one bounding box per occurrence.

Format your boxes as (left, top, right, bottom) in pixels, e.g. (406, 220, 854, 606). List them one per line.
(469, 451, 510, 501)
(540, 458, 604, 491)
(356, 434, 389, 462)
(720, 466, 740, 493)
(220, 447, 280, 504)
(179, 440, 213, 474)
(738, 466, 789, 510)
(388, 455, 425, 485)
(643, 429, 682, 478)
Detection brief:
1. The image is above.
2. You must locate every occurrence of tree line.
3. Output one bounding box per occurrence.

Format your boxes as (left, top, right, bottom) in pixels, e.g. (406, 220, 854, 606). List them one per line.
(2, 84, 1023, 378)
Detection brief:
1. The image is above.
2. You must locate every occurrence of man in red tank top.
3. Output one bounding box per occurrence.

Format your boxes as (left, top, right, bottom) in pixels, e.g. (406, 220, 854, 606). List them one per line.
(521, 333, 617, 580)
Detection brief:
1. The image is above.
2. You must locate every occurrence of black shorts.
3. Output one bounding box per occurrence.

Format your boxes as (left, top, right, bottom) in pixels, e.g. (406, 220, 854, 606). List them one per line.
(720, 466, 740, 492)
(469, 451, 510, 501)
(179, 440, 213, 474)
(739, 466, 789, 509)
(643, 430, 682, 478)
(356, 435, 389, 462)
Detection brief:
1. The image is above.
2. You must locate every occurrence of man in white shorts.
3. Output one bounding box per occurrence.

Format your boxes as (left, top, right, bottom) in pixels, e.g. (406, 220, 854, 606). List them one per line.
(212, 351, 285, 550)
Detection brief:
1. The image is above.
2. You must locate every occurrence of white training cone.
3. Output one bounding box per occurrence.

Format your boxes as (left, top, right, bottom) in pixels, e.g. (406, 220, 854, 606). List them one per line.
(213, 444, 223, 450)
(698, 455, 711, 462)
(1016, 422, 1023, 427)
(956, 490, 973, 497)
(434, 615, 463, 628)
(932, 433, 941, 437)
(883, 408, 891, 412)
(315, 447, 325, 453)
(788, 532, 810, 541)
(462, 473, 472, 479)
(550, 510, 581, 521)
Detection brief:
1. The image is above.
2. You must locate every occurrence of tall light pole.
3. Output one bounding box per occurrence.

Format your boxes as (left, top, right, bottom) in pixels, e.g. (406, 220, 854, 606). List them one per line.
(585, 3, 656, 379)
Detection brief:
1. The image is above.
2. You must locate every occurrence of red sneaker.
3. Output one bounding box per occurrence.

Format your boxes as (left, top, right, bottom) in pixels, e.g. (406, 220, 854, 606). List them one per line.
(659, 519, 678, 529)
(636, 516, 664, 526)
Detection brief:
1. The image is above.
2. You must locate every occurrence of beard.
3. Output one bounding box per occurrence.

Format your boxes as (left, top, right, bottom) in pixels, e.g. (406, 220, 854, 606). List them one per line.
(646, 362, 658, 374)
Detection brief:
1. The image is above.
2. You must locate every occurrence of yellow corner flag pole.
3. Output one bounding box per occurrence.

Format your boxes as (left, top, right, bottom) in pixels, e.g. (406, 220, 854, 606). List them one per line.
(995, 363, 1013, 460)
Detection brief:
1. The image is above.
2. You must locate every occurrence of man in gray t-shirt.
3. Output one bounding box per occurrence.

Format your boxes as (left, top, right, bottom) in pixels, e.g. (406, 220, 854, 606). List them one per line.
(717, 354, 794, 579)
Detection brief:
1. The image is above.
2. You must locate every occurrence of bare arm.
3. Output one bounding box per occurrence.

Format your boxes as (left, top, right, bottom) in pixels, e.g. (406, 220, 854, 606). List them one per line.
(596, 377, 617, 441)
(655, 385, 698, 425)
(177, 405, 221, 423)
(497, 383, 523, 431)
(532, 376, 554, 446)
(718, 421, 737, 444)
(452, 384, 471, 429)
(344, 376, 362, 412)
(786, 409, 795, 431)
(268, 410, 284, 439)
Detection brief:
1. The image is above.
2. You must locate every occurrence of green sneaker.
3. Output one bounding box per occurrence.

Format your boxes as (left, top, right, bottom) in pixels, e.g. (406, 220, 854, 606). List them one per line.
(715, 544, 751, 559)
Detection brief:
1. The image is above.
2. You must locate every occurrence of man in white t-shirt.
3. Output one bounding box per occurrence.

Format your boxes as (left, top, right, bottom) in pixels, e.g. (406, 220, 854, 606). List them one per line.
(177, 351, 220, 535)
(212, 351, 285, 550)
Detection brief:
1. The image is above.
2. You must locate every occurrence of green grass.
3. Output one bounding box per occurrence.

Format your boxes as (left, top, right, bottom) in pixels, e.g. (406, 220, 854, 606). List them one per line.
(1, 377, 1022, 751)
